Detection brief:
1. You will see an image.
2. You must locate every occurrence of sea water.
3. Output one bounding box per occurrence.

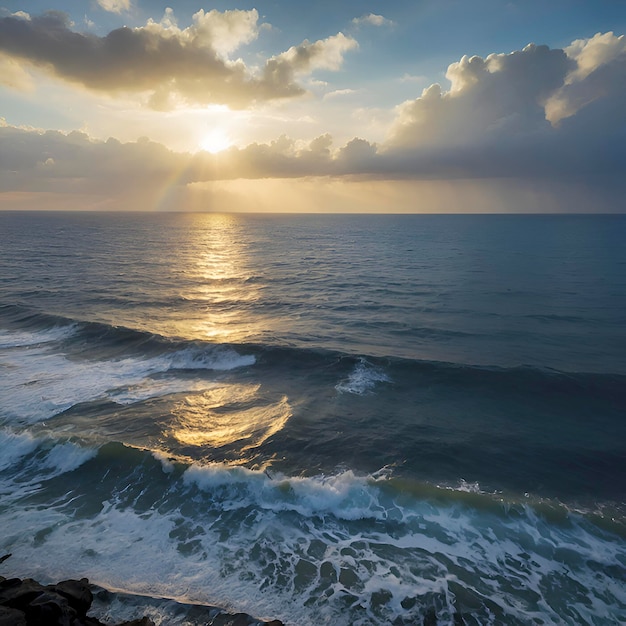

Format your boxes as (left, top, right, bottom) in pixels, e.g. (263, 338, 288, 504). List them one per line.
(0, 211, 625, 625)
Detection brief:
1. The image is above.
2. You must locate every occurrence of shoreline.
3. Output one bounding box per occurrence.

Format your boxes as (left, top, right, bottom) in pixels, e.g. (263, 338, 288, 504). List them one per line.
(0, 558, 284, 626)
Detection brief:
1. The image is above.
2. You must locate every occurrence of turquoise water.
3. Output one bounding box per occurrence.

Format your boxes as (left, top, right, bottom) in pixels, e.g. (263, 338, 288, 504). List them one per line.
(1, 212, 625, 624)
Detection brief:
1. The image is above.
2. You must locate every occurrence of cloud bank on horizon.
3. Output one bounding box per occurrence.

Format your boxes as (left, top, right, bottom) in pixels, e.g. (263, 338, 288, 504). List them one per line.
(0, 3, 625, 212)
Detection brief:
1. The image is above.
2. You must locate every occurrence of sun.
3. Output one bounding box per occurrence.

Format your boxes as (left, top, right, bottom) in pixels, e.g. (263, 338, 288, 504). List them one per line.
(199, 128, 232, 153)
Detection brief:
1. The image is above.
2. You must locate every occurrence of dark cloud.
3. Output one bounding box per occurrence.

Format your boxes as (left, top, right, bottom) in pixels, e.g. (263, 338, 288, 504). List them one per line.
(0, 10, 356, 108)
(0, 126, 179, 195)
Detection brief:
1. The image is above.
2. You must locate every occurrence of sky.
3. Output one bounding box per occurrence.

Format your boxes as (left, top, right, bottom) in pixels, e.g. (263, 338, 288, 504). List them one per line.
(1, 0, 625, 212)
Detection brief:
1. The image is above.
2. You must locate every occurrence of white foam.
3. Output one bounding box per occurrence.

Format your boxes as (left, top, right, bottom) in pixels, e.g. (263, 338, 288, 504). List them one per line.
(453, 478, 482, 493)
(0, 339, 256, 424)
(0, 428, 38, 471)
(182, 464, 464, 523)
(43, 441, 97, 475)
(151, 450, 176, 474)
(1, 461, 625, 626)
(0, 428, 96, 476)
(336, 358, 391, 395)
(0, 325, 77, 349)
(0, 346, 168, 423)
(168, 347, 255, 371)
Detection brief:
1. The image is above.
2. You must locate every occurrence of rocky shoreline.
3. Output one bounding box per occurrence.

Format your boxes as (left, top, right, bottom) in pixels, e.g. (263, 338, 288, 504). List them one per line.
(1, 555, 284, 626)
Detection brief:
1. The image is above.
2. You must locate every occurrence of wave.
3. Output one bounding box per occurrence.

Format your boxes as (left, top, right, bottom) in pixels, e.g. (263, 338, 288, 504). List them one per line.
(0, 324, 78, 349)
(2, 304, 625, 428)
(1, 433, 625, 625)
(2, 430, 624, 534)
(0, 312, 257, 425)
(335, 357, 391, 395)
(2, 302, 625, 380)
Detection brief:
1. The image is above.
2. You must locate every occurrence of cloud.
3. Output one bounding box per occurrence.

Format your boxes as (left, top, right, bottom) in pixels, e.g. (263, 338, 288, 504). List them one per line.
(0, 123, 364, 198)
(387, 44, 572, 150)
(379, 35, 626, 187)
(323, 88, 358, 100)
(269, 33, 358, 74)
(1, 33, 625, 212)
(0, 127, 179, 197)
(545, 32, 626, 123)
(352, 14, 394, 28)
(96, 0, 131, 14)
(145, 7, 260, 57)
(0, 53, 35, 91)
(0, 10, 357, 109)
(399, 73, 427, 83)
(9, 10, 31, 20)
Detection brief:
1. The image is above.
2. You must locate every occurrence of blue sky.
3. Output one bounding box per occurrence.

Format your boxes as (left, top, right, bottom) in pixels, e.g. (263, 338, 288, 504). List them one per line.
(1, 1, 625, 211)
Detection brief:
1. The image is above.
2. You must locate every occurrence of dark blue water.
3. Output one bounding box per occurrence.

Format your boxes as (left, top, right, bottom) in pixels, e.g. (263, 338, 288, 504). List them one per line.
(1, 211, 625, 625)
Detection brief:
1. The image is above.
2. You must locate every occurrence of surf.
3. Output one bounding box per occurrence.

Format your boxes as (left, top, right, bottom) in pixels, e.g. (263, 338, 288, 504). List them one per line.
(1, 432, 625, 625)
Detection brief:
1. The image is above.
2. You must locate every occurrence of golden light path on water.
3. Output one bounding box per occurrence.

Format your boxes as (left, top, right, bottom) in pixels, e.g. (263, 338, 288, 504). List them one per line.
(164, 214, 292, 461)
(179, 213, 264, 343)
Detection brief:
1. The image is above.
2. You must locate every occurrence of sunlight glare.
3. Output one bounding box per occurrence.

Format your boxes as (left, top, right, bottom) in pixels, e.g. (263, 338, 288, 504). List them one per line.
(199, 128, 232, 153)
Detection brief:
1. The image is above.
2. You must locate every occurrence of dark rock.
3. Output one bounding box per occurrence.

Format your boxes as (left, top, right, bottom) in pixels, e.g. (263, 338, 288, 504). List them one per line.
(117, 618, 155, 626)
(0, 605, 27, 626)
(77, 617, 107, 626)
(0, 578, 46, 611)
(25, 590, 77, 626)
(264, 621, 284, 626)
(49, 578, 93, 617)
(0, 578, 22, 590)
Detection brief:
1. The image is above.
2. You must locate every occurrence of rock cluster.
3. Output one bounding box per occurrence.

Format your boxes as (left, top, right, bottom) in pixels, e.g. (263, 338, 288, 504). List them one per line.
(0, 575, 153, 626)
(0, 570, 284, 626)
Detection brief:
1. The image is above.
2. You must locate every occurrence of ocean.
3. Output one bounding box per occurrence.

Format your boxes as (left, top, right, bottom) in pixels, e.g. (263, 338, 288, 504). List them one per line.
(0, 211, 625, 625)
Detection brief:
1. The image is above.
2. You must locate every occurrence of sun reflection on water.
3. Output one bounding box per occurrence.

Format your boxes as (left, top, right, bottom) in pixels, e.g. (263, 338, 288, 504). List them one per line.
(158, 216, 292, 459)
(179, 213, 264, 343)
(167, 384, 292, 457)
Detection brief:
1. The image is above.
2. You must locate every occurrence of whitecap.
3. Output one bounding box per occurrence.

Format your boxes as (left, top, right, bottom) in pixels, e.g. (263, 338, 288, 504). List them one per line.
(167, 346, 256, 371)
(43, 441, 98, 475)
(0, 325, 77, 349)
(0, 428, 38, 471)
(335, 357, 391, 394)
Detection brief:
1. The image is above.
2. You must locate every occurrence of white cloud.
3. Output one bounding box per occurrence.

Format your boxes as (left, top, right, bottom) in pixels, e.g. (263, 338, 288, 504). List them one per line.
(545, 32, 626, 123)
(144, 7, 260, 57)
(323, 88, 358, 100)
(96, 0, 131, 14)
(565, 31, 626, 81)
(271, 32, 358, 74)
(352, 14, 394, 28)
